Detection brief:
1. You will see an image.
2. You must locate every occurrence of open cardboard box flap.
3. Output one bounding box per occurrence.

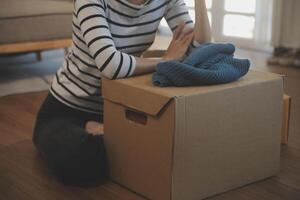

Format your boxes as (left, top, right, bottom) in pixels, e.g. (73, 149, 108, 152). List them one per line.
(102, 70, 282, 116)
(102, 74, 172, 116)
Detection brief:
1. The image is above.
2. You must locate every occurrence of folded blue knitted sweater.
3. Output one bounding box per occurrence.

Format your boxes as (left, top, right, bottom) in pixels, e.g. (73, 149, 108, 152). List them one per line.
(152, 43, 250, 87)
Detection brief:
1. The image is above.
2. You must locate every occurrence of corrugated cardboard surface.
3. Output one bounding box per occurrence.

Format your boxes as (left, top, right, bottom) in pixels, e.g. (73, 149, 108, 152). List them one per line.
(102, 70, 283, 200)
(172, 78, 283, 200)
(104, 100, 175, 200)
(103, 70, 281, 100)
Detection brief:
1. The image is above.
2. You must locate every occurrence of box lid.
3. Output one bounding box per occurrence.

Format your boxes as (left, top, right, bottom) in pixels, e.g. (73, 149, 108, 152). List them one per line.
(102, 70, 282, 116)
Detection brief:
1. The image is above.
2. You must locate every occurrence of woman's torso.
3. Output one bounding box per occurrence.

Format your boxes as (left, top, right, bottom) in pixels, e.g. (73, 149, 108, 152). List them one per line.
(50, 0, 191, 114)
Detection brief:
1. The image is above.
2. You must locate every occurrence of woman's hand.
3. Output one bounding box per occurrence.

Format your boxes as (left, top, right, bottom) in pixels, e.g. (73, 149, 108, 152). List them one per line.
(163, 22, 194, 61)
(194, 0, 212, 43)
(132, 23, 194, 76)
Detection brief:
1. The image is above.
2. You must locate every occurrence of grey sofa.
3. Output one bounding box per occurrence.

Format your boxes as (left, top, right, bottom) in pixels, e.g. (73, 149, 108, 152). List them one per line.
(0, 0, 73, 54)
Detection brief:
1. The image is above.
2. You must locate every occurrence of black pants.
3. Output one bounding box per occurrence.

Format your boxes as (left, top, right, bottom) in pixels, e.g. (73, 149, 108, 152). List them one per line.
(33, 93, 107, 186)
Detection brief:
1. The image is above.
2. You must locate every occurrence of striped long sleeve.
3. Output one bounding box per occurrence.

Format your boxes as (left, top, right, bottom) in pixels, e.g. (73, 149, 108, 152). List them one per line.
(75, 0, 136, 80)
(164, 0, 194, 31)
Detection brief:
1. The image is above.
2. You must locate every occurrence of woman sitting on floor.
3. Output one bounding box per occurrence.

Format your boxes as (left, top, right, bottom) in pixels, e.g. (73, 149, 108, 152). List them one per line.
(33, 0, 211, 185)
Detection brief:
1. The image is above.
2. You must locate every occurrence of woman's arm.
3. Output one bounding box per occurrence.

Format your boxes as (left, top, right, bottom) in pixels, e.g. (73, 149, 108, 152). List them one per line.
(75, 0, 193, 79)
(194, 0, 212, 43)
(132, 58, 163, 76)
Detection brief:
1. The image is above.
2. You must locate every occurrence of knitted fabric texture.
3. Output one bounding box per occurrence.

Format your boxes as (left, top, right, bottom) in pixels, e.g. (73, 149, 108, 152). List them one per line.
(152, 43, 250, 87)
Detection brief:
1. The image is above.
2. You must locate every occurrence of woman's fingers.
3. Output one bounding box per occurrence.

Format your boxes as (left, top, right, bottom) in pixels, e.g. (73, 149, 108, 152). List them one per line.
(164, 22, 195, 61)
(178, 27, 194, 41)
(174, 21, 186, 40)
(183, 31, 194, 46)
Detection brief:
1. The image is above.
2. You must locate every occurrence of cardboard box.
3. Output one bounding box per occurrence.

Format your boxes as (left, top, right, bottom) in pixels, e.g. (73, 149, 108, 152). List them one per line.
(281, 94, 291, 145)
(102, 70, 283, 200)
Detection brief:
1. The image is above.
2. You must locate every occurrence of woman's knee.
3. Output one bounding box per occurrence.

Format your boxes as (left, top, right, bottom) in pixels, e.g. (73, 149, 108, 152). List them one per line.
(51, 132, 108, 185)
(34, 119, 107, 185)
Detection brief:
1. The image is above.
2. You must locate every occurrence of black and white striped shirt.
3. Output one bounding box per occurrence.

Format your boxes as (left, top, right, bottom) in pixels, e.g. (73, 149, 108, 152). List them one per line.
(51, 0, 196, 114)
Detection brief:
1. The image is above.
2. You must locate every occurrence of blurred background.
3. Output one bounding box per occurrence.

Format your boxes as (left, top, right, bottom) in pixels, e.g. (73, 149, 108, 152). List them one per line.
(159, 0, 300, 58)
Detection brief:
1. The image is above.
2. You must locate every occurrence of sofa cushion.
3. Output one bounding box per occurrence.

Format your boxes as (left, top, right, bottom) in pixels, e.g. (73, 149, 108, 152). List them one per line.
(0, 0, 73, 44)
(0, 0, 73, 19)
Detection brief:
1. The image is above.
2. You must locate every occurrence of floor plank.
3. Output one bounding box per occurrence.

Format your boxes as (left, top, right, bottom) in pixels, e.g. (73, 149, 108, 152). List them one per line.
(0, 140, 145, 200)
(0, 92, 47, 147)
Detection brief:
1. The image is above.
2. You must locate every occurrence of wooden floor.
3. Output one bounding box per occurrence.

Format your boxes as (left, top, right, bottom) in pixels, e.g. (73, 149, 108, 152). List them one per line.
(1, 52, 300, 199)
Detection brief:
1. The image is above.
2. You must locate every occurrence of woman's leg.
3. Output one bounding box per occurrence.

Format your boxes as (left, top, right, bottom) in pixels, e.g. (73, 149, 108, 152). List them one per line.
(36, 119, 107, 185)
(33, 93, 107, 186)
